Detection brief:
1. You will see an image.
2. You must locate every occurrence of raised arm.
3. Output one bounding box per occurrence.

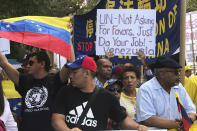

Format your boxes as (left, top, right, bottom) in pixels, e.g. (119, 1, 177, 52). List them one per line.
(59, 42, 75, 83)
(136, 50, 153, 80)
(136, 50, 147, 67)
(0, 53, 19, 85)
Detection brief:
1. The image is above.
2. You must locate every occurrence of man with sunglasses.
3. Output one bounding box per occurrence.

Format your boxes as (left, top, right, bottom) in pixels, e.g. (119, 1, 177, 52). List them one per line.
(105, 79, 126, 130)
(0, 50, 74, 131)
(105, 79, 123, 100)
(136, 57, 196, 130)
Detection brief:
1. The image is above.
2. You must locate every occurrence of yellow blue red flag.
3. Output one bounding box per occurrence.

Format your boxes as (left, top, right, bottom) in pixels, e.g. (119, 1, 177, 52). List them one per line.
(175, 92, 193, 131)
(0, 16, 71, 59)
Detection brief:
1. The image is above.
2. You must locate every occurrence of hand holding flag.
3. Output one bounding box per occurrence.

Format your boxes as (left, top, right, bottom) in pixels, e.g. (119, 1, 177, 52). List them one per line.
(174, 92, 193, 131)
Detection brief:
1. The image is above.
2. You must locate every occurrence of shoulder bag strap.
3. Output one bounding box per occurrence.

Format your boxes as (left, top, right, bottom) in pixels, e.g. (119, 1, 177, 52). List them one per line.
(76, 87, 100, 128)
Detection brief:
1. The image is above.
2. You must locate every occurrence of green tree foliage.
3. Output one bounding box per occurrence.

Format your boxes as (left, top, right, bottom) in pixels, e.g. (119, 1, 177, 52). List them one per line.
(186, 0, 197, 12)
(48, 0, 84, 16)
(76, 0, 101, 15)
(0, 0, 100, 18)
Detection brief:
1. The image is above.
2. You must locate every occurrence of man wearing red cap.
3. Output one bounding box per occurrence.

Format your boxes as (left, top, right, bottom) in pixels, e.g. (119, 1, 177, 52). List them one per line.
(52, 55, 147, 131)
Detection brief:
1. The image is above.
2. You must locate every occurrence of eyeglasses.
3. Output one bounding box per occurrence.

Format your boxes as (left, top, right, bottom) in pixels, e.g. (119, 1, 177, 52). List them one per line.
(108, 87, 122, 93)
(165, 70, 180, 75)
(28, 61, 34, 66)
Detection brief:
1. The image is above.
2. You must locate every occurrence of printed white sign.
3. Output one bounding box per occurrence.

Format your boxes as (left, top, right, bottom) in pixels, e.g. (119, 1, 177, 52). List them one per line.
(96, 9, 156, 56)
(0, 38, 10, 55)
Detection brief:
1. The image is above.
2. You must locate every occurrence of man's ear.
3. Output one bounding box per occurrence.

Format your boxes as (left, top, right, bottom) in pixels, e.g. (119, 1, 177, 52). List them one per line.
(84, 69, 91, 77)
(40, 61, 46, 69)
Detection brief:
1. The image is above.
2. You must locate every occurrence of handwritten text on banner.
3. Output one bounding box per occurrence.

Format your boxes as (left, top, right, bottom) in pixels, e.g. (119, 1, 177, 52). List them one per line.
(96, 9, 156, 56)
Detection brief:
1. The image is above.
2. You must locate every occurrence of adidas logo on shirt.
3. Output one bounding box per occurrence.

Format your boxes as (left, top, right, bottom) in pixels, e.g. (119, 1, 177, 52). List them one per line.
(66, 101, 97, 127)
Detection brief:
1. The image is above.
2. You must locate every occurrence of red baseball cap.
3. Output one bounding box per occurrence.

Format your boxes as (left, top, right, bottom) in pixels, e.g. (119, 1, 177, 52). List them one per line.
(66, 55, 97, 72)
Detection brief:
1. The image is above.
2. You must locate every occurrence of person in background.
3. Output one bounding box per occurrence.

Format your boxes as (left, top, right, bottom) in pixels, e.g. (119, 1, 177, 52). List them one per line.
(120, 66, 140, 120)
(105, 79, 127, 130)
(136, 57, 196, 130)
(123, 63, 134, 69)
(95, 58, 112, 88)
(184, 65, 194, 86)
(0, 77, 18, 131)
(0, 70, 22, 128)
(123, 50, 153, 81)
(111, 65, 122, 79)
(185, 57, 197, 113)
(185, 65, 194, 78)
(185, 70, 197, 113)
(105, 79, 123, 100)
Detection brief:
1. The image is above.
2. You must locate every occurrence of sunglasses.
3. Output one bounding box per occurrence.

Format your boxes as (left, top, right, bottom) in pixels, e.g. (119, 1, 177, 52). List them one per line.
(108, 87, 122, 93)
(28, 61, 34, 66)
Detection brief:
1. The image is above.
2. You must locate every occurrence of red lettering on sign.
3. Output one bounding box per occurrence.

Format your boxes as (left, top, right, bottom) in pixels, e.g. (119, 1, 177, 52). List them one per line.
(77, 42, 93, 51)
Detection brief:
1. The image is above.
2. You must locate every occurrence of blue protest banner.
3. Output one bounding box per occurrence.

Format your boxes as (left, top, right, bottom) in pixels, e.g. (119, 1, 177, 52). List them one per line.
(74, 0, 180, 65)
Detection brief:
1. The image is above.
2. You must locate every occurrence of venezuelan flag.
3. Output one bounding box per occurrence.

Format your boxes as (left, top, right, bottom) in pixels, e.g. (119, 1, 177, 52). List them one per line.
(0, 16, 71, 59)
(175, 92, 193, 131)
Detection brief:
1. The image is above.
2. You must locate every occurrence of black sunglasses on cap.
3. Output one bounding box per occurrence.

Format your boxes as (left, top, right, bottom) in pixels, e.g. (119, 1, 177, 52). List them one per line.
(108, 87, 122, 93)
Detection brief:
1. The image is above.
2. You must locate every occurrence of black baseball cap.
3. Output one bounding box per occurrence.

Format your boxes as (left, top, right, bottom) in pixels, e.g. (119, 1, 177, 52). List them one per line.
(151, 57, 182, 69)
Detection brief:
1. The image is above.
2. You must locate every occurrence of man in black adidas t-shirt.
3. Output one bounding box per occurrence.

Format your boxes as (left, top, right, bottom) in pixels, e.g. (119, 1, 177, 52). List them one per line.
(52, 55, 147, 131)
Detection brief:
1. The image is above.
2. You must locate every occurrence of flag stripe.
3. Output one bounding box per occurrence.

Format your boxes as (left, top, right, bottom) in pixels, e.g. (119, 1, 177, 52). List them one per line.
(182, 117, 192, 131)
(176, 98, 181, 112)
(175, 92, 193, 131)
(0, 31, 70, 58)
(180, 105, 193, 124)
(1, 16, 70, 31)
(0, 20, 70, 45)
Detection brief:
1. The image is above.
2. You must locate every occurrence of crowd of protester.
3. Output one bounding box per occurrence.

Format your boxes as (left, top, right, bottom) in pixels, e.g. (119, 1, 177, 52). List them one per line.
(0, 46, 196, 131)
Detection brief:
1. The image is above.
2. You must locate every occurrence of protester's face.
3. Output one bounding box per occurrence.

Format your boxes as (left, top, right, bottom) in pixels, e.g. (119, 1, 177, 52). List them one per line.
(108, 84, 121, 100)
(185, 70, 192, 77)
(122, 71, 138, 92)
(69, 68, 85, 87)
(27, 56, 42, 75)
(98, 59, 112, 80)
(161, 68, 180, 87)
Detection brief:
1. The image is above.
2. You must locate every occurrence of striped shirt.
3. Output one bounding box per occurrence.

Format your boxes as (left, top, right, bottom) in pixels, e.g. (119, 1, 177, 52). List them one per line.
(120, 89, 138, 120)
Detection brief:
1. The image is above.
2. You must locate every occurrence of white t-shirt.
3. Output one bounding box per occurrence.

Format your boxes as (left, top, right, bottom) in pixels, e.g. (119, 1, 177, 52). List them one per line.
(0, 97, 18, 131)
